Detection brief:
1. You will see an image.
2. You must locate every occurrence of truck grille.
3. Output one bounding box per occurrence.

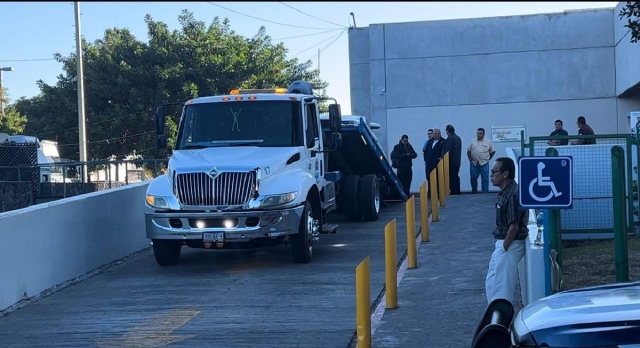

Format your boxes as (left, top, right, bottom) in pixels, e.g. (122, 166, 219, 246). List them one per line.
(174, 171, 256, 207)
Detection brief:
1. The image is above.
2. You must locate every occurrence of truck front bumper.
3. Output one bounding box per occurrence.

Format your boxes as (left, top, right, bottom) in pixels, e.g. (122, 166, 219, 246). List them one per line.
(145, 205, 305, 242)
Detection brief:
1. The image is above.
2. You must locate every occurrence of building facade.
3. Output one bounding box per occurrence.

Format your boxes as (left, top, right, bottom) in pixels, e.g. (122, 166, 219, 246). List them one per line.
(349, 2, 640, 193)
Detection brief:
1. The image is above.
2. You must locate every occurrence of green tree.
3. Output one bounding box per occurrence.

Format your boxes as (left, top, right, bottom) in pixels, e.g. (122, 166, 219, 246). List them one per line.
(15, 10, 329, 160)
(620, 1, 640, 43)
(0, 87, 27, 134)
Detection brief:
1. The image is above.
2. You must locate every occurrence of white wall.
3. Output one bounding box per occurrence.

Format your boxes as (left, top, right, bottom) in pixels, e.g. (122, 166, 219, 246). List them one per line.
(0, 182, 150, 312)
(387, 98, 619, 193)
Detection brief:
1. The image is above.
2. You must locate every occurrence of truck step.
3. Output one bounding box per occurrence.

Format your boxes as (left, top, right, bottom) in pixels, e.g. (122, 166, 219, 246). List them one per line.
(321, 223, 339, 234)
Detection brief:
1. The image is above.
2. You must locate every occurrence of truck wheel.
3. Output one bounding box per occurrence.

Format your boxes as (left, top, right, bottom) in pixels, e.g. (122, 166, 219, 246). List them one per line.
(358, 174, 381, 221)
(291, 201, 316, 263)
(341, 175, 361, 221)
(152, 240, 182, 266)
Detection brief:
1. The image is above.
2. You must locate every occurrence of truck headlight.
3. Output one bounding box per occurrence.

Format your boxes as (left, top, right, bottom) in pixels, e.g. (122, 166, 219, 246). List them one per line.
(146, 195, 170, 209)
(260, 192, 299, 208)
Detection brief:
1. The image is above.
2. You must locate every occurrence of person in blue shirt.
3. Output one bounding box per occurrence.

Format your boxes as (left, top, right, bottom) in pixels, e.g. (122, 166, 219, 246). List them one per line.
(547, 119, 569, 146)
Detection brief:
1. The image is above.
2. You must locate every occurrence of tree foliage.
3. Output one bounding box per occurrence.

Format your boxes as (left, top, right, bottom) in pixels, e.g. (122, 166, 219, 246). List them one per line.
(620, 1, 640, 43)
(0, 87, 27, 135)
(15, 10, 329, 160)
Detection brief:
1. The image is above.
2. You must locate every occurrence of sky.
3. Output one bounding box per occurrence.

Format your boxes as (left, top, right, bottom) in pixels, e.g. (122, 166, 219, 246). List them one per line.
(0, 1, 620, 115)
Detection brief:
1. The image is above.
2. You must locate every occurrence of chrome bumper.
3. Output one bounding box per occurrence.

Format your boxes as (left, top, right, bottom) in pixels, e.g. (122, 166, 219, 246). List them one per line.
(145, 205, 305, 242)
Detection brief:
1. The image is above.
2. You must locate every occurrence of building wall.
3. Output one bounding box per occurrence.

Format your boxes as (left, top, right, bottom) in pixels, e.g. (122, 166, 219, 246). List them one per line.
(348, 4, 640, 193)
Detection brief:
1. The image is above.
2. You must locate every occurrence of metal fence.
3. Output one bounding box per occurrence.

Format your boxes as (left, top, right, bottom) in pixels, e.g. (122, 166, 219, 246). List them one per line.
(0, 158, 168, 211)
(522, 133, 636, 235)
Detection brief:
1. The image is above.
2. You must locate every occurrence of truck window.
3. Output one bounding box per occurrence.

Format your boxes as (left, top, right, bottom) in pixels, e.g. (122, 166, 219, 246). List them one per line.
(305, 103, 319, 148)
(176, 100, 304, 149)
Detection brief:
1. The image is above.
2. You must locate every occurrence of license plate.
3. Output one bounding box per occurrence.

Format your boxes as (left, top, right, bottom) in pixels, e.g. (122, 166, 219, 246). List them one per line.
(202, 232, 224, 243)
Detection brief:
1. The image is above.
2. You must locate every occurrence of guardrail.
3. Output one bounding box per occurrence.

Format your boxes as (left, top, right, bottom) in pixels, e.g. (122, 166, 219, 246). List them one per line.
(354, 153, 449, 347)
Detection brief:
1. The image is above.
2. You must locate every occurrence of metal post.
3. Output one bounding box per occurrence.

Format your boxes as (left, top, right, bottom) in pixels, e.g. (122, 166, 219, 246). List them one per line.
(611, 146, 629, 282)
(430, 170, 439, 222)
(545, 147, 562, 268)
(626, 136, 633, 232)
(74, 1, 88, 183)
(384, 219, 398, 309)
(0, 67, 15, 115)
(419, 181, 429, 242)
(355, 257, 371, 348)
(405, 196, 418, 269)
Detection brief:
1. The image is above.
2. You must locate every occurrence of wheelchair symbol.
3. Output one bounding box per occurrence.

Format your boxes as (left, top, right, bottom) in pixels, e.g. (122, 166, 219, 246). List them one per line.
(528, 162, 563, 202)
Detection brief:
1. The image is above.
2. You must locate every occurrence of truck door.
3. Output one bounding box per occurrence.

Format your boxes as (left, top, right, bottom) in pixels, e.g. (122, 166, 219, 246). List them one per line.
(305, 102, 322, 185)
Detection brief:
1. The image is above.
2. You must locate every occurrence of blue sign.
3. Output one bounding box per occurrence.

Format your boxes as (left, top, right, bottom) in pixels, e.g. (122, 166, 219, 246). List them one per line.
(518, 156, 573, 209)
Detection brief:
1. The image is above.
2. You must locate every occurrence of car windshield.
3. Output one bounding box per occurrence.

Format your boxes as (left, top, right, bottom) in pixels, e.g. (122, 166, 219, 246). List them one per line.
(176, 100, 303, 149)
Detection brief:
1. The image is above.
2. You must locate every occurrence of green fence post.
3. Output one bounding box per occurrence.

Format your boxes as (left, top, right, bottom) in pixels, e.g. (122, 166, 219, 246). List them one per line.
(520, 130, 526, 156)
(626, 135, 633, 232)
(545, 147, 562, 268)
(611, 145, 630, 282)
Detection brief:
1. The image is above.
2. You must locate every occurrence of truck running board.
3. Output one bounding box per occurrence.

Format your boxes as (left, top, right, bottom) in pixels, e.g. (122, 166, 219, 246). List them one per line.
(321, 223, 339, 234)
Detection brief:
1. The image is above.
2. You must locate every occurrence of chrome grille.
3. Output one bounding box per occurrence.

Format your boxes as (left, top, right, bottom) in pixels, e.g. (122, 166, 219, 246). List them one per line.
(174, 171, 256, 206)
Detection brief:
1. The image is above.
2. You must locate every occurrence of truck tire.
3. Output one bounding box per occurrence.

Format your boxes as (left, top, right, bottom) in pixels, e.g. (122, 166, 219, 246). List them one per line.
(341, 175, 361, 221)
(358, 174, 381, 221)
(152, 240, 182, 266)
(291, 201, 315, 263)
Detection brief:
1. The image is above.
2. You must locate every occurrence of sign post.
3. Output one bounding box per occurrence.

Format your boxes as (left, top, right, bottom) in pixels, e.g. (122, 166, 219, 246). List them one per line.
(518, 155, 573, 296)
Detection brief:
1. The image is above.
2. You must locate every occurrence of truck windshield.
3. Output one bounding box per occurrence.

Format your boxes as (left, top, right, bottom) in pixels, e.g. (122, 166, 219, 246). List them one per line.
(176, 100, 303, 149)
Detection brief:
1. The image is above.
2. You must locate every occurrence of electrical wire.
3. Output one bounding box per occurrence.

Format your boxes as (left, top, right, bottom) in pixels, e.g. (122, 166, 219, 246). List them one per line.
(206, 2, 337, 31)
(305, 29, 347, 63)
(290, 29, 346, 58)
(0, 58, 56, 63)
(277, 2, 346, 28)
(272, 29, 343, 41)
(37, 114, 135, 137)
(56, 130, 155, 147)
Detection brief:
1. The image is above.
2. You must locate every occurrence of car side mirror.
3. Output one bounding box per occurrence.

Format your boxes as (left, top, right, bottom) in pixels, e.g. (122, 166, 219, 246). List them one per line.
(329, 104, 342, 133)
(370, 122, 381, 130)
(155, 105, 167, 149)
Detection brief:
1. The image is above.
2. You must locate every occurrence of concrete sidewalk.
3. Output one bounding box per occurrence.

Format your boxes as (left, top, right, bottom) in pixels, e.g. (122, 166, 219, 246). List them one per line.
(372, 194, 500, 348)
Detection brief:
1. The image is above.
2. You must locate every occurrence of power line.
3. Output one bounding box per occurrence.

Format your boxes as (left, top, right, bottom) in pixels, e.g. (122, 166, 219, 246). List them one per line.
(272, 29, 343, 41)
(277, 2, 346, 28)
(37, 114, 134, 137)
(206, 2, 337, 31)
(57, 130, 155, 147)
(306, 30, 347, 63)
(0, 58, 56, 63)
(291, 29, 346, 58)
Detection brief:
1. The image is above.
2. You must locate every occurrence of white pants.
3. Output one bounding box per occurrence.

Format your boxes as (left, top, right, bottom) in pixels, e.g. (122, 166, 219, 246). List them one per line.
(485, 239, 525, 305)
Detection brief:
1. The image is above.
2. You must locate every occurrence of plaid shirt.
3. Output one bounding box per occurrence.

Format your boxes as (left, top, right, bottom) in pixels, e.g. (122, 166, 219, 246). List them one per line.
(494, 181, 529, 240)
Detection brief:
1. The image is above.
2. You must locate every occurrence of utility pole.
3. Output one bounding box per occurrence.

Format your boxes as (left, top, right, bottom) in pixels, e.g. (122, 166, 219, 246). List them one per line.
(74, 1, 88, 182)
(0, 67, 14, 116)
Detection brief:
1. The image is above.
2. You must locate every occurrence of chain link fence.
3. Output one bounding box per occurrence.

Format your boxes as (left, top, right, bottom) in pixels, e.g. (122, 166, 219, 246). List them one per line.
(0, 158, 168, 212)
(527, 134, 634, 236)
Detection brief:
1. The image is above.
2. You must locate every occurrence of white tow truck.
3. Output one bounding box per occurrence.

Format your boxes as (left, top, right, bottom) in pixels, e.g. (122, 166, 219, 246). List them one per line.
(145, 81, 408, 266)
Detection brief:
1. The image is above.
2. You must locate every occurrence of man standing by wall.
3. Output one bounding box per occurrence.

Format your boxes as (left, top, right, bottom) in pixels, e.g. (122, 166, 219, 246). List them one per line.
(441, 125, 462, 195)
(572, 116, 596, 145)
(467, 128, 495, 194)
(391, 134, 418, 197)
(423, 128, 446, 198)
(422, 129, 434, 152)
(485, 157, 529, 306)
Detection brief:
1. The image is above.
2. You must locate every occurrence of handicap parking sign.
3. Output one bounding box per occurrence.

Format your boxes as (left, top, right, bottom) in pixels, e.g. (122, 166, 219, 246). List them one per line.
(518, 156, 573, 209)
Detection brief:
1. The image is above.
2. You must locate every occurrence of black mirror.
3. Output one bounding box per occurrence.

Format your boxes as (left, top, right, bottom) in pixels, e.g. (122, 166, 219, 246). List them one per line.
(157, 135, 167, 150)
(155, 105, 167, 149)
(331, 133, 342, 149)
(155, 105, 166, 136)
(328, 104, 342, 133)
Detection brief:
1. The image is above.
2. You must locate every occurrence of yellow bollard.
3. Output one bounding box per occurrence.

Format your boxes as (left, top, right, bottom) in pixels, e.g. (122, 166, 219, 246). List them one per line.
(437, 160, 446, 207)
(384, 219, 398, 309)
(444, 152, 450, 196)
(430, 170, 439, 222)
(405, 196, 418, 269)
(419, 181, 429, 242)
(356, 256, 372, 348)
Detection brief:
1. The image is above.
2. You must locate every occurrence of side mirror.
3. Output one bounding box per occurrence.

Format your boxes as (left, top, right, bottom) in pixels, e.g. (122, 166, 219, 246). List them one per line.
(370, 122, 381, 130)
(328, 104, 342, 133)
(155, 106, 167, 149)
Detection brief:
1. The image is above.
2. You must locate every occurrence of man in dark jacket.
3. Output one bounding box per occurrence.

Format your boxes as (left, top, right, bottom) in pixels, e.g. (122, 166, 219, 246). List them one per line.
(441, 124, 463, 195)
(391, 134, 418, 197)
(423, 128, 446, 198)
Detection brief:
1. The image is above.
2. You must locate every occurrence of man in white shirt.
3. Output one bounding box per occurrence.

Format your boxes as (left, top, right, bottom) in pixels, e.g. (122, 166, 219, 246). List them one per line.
(467, 127, 495, 193)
